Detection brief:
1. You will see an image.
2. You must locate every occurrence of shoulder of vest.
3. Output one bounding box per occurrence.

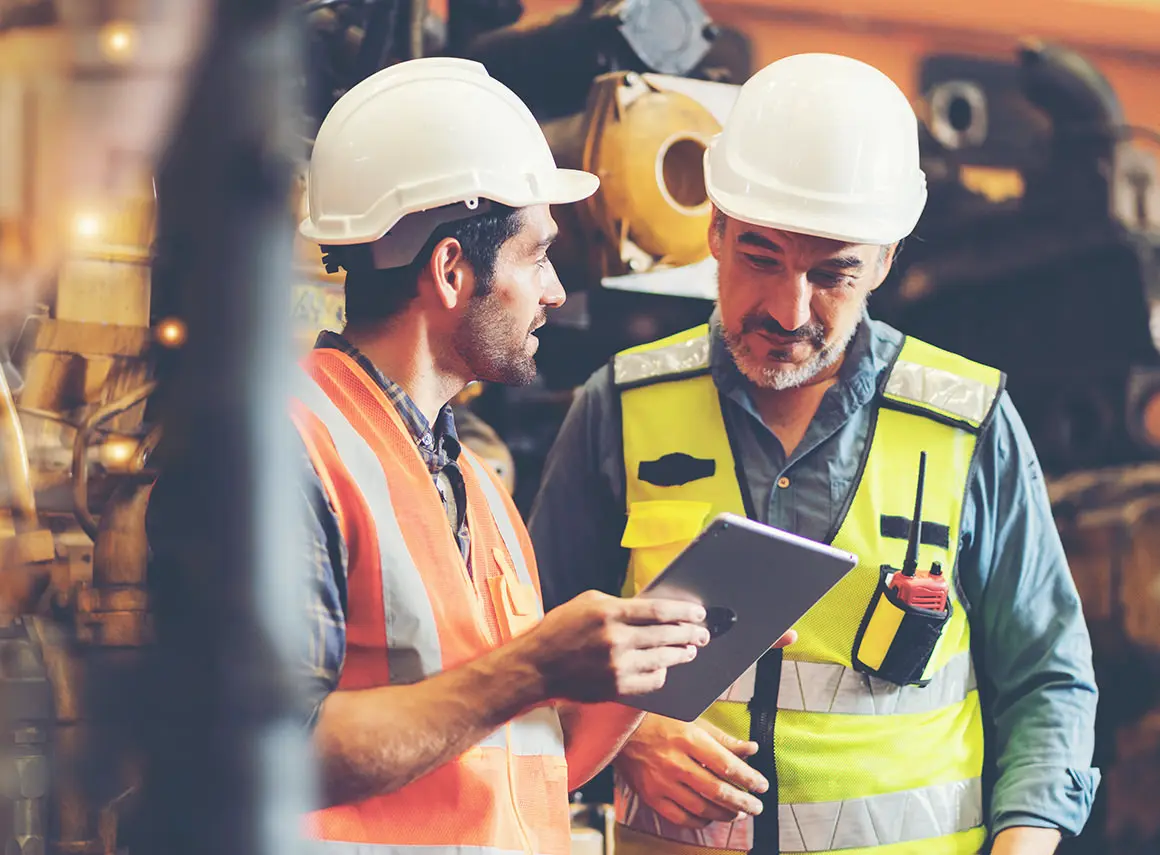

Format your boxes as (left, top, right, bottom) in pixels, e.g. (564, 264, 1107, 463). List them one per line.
(881, 335, 1007, 434)
(611, 324, 713, 390)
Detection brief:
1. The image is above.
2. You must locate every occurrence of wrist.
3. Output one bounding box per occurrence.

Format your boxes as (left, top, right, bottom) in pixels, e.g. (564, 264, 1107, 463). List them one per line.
(991, 825, 1061, 855)
(482, 631, 553, 714)
(620, 712, 656, 755)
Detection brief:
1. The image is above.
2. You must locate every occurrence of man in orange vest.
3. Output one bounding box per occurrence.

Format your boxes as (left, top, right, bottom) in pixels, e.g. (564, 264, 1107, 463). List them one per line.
(286, 57, 791, 855)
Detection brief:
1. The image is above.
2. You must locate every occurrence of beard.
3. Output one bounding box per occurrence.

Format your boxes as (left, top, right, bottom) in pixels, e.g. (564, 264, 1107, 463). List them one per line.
(722, 295, 866, 390)
(452, 292, 545, 387)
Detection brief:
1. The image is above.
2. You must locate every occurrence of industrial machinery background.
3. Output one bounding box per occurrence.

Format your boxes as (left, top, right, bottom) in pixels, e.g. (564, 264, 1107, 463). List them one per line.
(4, 1, 1160, 853)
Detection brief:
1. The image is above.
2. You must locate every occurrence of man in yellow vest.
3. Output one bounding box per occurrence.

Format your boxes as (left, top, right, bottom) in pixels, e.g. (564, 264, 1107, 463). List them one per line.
(529, 54, 1100, 855)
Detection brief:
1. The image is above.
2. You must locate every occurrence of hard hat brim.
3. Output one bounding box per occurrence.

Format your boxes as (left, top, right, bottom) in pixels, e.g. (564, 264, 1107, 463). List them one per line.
(299, 168, 600, 245)
(542, 169, 601, 206)
(707, 184, 925, 247)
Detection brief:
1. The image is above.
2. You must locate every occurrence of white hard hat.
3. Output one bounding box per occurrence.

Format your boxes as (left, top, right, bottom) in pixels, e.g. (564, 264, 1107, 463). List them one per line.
(299, 57, 599, 254)
(704, 53, 927, 245)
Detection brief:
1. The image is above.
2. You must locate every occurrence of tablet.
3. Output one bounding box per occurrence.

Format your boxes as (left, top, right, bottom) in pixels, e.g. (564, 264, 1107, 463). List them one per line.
(618, 512, 858, 722)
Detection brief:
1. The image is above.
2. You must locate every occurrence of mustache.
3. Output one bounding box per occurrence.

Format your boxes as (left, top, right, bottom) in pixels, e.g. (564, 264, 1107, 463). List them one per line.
(740, 313, 825, 346)
(530, 308, 547, 333)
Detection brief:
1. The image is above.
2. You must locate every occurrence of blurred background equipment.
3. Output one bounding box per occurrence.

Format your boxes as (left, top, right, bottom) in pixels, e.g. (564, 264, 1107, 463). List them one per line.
(875, 41, 1160, 477)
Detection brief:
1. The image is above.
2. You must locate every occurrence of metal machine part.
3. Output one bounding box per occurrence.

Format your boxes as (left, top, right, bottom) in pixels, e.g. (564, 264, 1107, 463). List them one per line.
(878, 43, 1160, 475)
(463, 0, 716, 120)
(543, 71, 722, 281)
(927, 80, 989, 151)
(0, 618, 51, 855)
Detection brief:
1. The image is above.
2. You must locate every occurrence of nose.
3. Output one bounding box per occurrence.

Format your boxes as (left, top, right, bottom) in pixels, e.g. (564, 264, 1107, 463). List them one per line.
(542, 262, 566, 308)
(764, 274, 812, 332)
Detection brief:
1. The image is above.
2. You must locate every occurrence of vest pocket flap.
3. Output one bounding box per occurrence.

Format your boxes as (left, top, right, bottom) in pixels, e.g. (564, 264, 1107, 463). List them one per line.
(620, 500, 713, 548)
(492, 548, 537, 615)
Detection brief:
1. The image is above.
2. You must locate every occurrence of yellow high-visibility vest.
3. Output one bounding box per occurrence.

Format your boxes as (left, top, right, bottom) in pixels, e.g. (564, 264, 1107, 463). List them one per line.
(612, 324, 1004, 855)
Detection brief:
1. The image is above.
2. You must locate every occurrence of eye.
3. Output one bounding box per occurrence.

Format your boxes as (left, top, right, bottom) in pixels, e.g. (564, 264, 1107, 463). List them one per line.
(811, 270, 852, 288)
(742, 254, 781, 270)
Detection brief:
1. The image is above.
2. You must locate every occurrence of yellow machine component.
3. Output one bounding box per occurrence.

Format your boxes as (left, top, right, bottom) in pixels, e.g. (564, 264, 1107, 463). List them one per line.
(545, 71, 722, 278)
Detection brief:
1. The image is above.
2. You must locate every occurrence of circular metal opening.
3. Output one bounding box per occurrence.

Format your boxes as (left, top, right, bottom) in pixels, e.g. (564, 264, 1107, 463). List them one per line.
(928, 81, 988, 151)
(660, 136, 709, 210)
(947, 96, 974, 133)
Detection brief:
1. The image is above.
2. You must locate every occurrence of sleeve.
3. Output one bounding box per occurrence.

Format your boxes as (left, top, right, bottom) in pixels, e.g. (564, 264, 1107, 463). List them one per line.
(300, 441, 349, 729)
(527, 365, 632, 611)
(957, 391, 1101, 837)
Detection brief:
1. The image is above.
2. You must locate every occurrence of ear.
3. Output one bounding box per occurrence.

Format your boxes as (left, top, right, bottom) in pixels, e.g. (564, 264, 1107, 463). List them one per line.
(425, 236, 472, 310)
(868, 242, 899, 293)
(708, 207, 725, 261)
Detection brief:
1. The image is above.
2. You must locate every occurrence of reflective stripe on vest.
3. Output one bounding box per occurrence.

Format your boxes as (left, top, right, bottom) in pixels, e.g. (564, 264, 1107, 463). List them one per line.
(295, 366, 441, 685)
(779, 777, 984, 853)
(717, 650, 976, 714)
(612, 324, 1003, 855)
(617, 776, 983, 853)
(613, 334, 711, 387)
(884, 359, 996, 428)
(477, 705, 566, 755)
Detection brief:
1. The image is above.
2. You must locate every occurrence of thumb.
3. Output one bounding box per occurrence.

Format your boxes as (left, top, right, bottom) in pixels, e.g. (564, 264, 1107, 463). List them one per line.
(771, 629, 798, 649)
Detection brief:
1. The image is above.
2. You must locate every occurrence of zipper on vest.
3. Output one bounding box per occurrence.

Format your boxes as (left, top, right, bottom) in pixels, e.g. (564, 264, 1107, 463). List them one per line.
(750, 649, 782, 854)
(505, 722, 535, 855)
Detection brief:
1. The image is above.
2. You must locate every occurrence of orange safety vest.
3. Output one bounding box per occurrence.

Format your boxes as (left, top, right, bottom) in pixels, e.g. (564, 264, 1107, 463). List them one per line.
(290, 347, 571, 855)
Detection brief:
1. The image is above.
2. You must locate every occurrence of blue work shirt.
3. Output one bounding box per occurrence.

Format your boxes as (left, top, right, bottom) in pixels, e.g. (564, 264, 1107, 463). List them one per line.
(527, 310, 1101, 839)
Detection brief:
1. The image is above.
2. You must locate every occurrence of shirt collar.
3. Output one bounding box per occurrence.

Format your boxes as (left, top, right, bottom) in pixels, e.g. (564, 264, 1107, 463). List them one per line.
(313, 330, 461, 458)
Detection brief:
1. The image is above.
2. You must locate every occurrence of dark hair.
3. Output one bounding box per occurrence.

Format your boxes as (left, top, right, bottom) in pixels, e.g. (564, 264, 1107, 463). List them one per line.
(322, 203, 523, 325)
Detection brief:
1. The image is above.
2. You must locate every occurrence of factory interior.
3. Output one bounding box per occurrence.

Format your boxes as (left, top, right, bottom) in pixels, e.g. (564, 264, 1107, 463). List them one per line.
(2, 0, 1160, 853)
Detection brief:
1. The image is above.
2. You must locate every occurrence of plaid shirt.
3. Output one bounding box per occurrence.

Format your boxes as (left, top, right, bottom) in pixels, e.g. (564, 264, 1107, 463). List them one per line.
(301, 331, 469, 726)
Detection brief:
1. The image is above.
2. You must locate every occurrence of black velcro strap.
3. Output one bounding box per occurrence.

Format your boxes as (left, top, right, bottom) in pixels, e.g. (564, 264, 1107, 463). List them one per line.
(750, 648, 782, 854)
(879, 515, 950, 549)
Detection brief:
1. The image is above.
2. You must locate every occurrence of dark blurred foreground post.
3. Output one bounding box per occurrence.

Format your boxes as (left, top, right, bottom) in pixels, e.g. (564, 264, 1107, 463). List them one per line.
(141, 1, 315, 854)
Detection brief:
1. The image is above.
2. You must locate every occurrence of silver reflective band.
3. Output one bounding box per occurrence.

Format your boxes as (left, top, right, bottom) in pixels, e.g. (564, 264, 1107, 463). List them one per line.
(510, 705, 565, 757)
(779, 777, 983, 852)
(478, 705, 566, 756)
(295, 369, 443, 685)
(778, 653, 976, 715)
(311, 843, 531, 855)
(884, 360, 996, 426)
(613, 335, 711, 386)
(463, 453, 539, 611)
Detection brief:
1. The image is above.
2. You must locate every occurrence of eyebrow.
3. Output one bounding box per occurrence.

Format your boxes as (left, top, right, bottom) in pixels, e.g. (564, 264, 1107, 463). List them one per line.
(738, 232, 783, 252)
(737, 231, 864, 271)
(822, 255, 865, 271)
(534, 230, 559, 252)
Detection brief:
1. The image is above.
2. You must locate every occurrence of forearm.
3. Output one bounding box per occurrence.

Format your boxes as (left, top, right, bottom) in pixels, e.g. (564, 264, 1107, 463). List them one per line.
(558, 701, 644, 791)
(315, 635, 549, 806)
(963, 396, 1101, 838)
(991, 826, 1060, 855)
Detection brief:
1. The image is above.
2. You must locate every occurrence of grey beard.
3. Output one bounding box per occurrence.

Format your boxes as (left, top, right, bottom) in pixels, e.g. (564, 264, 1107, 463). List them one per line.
(721, 296, 866, 391)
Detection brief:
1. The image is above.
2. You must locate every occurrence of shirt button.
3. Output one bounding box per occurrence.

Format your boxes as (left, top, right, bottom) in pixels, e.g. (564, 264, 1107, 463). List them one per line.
(422, 434, 433, 448)
(777, 476, 791, 489)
